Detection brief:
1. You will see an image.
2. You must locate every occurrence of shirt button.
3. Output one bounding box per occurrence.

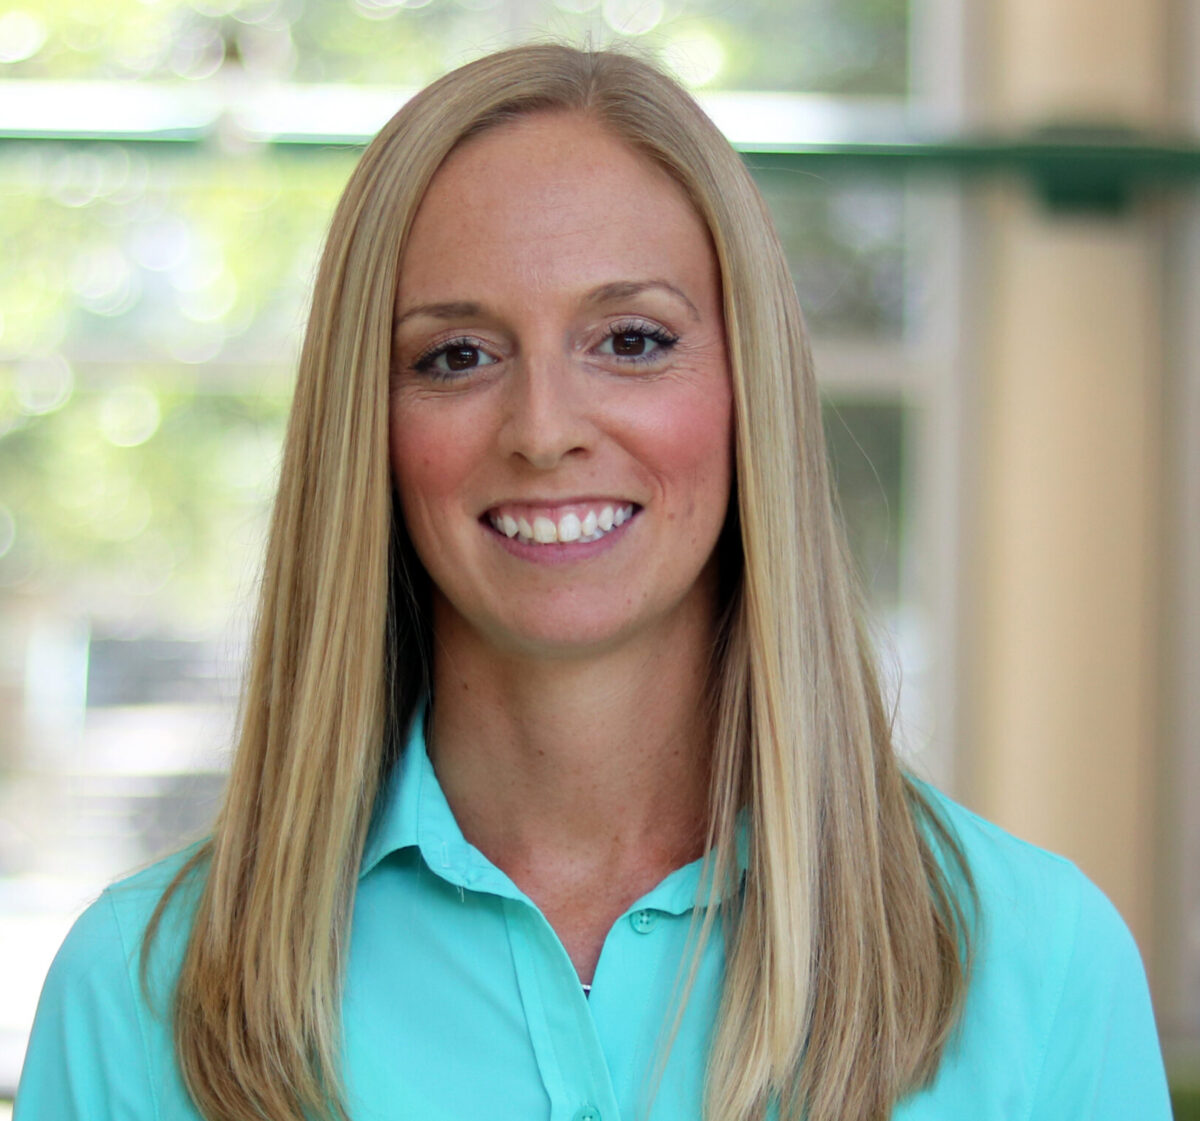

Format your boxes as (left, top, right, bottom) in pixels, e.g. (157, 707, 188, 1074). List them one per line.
(629, 909, 658, 934)
(573, 1109, 601, 1121)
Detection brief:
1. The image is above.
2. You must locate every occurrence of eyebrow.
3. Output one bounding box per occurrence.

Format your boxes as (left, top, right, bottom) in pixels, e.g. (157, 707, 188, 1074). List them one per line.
(393, 301, 485, 330)
(584, 280, 701, 320)
(393, 280, 701, 330)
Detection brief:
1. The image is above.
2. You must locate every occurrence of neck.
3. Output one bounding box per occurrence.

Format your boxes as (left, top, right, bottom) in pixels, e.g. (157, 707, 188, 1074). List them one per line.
(426, 599, 715, 883)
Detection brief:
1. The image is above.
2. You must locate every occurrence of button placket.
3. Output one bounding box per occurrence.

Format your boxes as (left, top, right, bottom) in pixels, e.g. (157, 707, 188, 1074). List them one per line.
(502, 896, 622, 1121)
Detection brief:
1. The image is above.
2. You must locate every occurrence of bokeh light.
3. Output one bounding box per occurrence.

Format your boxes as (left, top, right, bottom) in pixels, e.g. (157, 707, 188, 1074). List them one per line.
(659, 25, 724, 87)
(70, 248, 142, 318)
(98, 385, 162, 448)
(15, 355, 73, 417)
(601, 0, 663, 37)
(0, 11, 48, 65)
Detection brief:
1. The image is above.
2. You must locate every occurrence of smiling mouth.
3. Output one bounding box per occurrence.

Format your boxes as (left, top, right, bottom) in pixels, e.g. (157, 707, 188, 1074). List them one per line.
(486, 503, 638, 545)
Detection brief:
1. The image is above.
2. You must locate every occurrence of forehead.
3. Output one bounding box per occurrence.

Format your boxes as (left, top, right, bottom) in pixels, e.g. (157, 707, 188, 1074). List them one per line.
(397, 111, 718, 302)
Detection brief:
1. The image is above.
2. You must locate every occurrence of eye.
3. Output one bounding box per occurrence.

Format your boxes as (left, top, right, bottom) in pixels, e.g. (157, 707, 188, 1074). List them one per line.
(412, 338, 498, 379)
(597, 321, 679, 363)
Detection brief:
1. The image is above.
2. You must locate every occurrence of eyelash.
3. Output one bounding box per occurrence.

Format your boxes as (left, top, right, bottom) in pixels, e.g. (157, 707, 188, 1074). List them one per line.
(408, 320, 680, 381)
(411, 336, 492, 379)
(603, 320, 680, 364)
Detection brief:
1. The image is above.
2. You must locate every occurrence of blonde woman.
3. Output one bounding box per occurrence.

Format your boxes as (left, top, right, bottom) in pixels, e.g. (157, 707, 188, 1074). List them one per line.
(17, 44, 1170, 1121)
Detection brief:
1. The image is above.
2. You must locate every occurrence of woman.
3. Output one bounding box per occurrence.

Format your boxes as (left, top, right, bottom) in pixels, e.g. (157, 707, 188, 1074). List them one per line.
(16, 44, 1170, 1121)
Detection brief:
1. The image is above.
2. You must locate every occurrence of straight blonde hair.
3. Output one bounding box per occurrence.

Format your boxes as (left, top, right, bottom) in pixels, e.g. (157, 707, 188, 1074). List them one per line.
(145, 43, 975, 1121)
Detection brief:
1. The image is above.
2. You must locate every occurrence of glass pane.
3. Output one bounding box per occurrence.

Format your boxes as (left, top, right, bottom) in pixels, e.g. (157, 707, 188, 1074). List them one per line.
(819, 396, 924, 765)
(822, 399, 905, 613)
(755, 169, 907, 336)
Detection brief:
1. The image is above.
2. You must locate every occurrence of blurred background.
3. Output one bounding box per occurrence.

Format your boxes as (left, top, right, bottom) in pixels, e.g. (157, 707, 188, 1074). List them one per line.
(0, 0, 1197, 1112)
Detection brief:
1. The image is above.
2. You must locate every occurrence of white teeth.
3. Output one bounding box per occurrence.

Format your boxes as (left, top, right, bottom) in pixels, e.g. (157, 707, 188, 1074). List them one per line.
(557, 512, 582, 542)
(491, 504, 636, 545)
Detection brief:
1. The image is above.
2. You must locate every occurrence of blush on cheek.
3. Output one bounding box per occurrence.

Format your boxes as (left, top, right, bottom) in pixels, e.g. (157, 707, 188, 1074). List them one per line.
(635, 391, 733, 501)
(389, 414, 460, 503)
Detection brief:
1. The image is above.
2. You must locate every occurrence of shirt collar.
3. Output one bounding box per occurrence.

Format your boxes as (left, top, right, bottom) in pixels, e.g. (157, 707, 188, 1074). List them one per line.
(359, 706, 426, 879)
(360, 705, 749, 914)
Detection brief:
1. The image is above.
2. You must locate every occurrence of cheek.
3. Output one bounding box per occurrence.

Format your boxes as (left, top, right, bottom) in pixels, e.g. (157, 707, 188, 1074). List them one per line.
(388, 402, 476, 528)
(666, 385, 733, 478)
(624, 385, 733, 519)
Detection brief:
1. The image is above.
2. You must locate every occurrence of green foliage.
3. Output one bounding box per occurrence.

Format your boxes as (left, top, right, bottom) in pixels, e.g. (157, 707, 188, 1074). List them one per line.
(0, 372, 286, 624)
(2, 0, 907, 94)
(0, 144, 357, 626)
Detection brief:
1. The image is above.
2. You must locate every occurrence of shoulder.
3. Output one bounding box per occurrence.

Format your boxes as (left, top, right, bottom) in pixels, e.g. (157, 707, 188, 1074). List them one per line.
(105, 844, 207, 961)
(913, 781, 1101, 926)
(40, 844, 203, 1005)
(900, 781, 1172, 1120)
(15, 847, 208, 1121)
(913, 780, 1143, 995)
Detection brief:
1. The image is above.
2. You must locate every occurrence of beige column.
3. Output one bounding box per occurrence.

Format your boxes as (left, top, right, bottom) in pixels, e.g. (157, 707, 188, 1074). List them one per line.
(965, 0, 1170, 962)
(982, 0, 1171, 127)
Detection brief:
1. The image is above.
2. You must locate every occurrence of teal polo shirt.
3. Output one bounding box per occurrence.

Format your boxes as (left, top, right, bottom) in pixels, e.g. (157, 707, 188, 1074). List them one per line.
(16, 710, 1172, 1120)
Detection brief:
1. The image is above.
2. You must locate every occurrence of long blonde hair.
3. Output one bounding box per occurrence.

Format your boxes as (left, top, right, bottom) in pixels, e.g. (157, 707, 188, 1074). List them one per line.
(145, 43, 975, 1121)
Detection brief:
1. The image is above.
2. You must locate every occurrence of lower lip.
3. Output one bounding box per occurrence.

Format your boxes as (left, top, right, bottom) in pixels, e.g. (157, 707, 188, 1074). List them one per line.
(483, 512, 638, 565)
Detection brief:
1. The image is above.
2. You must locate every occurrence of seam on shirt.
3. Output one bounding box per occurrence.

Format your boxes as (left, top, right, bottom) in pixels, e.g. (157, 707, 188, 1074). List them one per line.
(1020, 870, 1083, 1121)
(106, 889, 164, 1121)
(918, 780, 1082, 876)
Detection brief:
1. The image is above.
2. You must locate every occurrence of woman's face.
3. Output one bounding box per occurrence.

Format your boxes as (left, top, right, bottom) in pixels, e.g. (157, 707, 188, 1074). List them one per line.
(389, 111, 733, 661)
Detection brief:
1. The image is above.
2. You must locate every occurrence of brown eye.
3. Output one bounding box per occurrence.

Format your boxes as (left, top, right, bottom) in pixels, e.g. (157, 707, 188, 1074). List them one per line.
(445, 345, 481, 370)
(599, 324, 678, 364)
(413, 339, 497, 379)
(612, 332, 647, 356)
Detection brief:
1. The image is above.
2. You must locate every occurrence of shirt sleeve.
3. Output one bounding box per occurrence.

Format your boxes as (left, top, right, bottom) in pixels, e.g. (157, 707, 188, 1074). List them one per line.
(14, 891, 159, 1121)
(1026, 876, 1172, 1121)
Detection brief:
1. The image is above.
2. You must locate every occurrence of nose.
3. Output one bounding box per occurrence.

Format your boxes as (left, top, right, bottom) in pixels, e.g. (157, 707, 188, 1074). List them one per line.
(497, 353, 591, 470)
